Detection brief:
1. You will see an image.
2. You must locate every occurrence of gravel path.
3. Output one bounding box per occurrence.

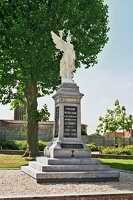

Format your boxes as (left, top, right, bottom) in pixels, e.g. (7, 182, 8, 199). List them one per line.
(0, 170, 133, 196)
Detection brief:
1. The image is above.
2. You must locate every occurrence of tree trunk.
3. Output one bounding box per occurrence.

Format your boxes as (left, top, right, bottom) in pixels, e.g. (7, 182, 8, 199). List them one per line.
(122, 129, 125, 148)
(114, 132, 118, 147)
(23, 79, 39, 157)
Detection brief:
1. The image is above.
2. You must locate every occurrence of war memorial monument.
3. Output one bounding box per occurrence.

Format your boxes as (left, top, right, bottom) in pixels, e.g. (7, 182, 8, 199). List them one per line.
(21, 30, 120, 183)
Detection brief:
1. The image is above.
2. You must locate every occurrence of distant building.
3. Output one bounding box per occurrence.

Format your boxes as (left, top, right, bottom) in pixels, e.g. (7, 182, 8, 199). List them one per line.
(105, 130, 133, 138)
(125, 129, 133, 138)
(105, 132, 123, 138)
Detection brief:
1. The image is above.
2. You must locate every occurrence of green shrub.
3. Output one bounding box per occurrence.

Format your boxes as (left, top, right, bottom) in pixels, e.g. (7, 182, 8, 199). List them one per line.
(86, 142, 99, 151)
(38, 140, 49, 151)
(101, 146, 116, 154)
(101, 145, 133, 155)
(1, 140, 133, 155)
(0, 140, 19, 150)
(15, 140, 27, 150)
(0, 140, 49, 151)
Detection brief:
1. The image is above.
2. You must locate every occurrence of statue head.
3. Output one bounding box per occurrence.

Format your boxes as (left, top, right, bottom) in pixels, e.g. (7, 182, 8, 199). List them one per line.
(58, 29, 64, 39)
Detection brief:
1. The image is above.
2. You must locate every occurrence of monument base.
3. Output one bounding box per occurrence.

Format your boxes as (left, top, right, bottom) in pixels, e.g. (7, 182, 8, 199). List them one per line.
(21, 82, 120, 183)
(21, 155, 120, 183)
(21, 138, 120, 183)
(43, 137, 91, 158)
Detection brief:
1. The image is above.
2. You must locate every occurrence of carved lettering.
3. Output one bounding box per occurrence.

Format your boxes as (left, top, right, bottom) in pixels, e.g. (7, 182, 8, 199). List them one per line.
(54, 106, 59, 137)
(61, 143, 84, 149)
(64, 106, 77, 137)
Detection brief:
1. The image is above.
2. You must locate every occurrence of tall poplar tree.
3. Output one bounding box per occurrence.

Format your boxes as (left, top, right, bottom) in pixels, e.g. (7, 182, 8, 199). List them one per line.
(0, 0, 109, 157)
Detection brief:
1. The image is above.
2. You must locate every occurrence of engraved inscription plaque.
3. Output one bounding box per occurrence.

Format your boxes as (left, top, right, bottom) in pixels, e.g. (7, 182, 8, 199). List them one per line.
(64, 106, 77, 137)
(54, 106, 59, 137)
(61, 143, 83, 149)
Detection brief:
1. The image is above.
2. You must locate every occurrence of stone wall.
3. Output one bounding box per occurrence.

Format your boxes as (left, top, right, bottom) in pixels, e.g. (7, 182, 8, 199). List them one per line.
(0, 120, 133, 145)
(0, 120, 54, 133)
(82, 135, 133, 146)
(0, 120, 54, 141)
(0, 120, 87, 142)
(0, 133, 133, 146)
(1, 192, 133, 200)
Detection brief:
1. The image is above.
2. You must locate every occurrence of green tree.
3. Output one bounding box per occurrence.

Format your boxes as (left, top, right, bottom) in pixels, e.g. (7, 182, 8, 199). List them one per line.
(118, 109, 133, 147)
(38, 104, 50, 121)
(20, 104, 50, 135)
(96, 100, 133, 146)
(0, 0, 109, 157)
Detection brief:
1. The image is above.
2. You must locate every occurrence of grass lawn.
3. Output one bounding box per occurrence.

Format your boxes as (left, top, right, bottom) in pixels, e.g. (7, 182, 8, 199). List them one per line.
(100, 158, 133, 172)
(0, 154, 35, 168)
(0, 154, 133, 172)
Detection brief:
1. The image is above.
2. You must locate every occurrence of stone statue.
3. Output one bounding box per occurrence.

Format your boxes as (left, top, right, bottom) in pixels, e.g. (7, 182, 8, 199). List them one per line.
(51, 30, 76, 83)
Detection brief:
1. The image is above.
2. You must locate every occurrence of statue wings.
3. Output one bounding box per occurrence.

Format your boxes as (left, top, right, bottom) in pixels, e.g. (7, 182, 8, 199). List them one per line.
(51, 31, 66, 52)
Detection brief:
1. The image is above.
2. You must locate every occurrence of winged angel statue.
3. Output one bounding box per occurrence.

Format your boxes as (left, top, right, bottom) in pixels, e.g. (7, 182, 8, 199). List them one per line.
(51, 30, 76, 83)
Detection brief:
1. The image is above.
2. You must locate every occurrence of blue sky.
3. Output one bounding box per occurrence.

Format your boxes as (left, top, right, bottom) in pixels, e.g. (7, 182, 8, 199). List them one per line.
(0, 0, 133, 134)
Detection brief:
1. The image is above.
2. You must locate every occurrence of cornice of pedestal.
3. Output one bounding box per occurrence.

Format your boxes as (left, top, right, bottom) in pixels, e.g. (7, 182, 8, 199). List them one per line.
(52, 82, 84, 100)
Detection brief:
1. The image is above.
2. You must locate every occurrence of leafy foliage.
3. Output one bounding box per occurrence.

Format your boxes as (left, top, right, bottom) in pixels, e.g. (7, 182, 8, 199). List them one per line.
(0, 140, 49, 151)
(38, 104, 50, 121)
(86, 142, 99, 151)
(0, 0, 109, 103)
(0, 0, 109, 157)
(0, 140, 20, 150)
(89, 132, 102, 136)
(96, 100, 133, 145)
(101, 145, 133, 155)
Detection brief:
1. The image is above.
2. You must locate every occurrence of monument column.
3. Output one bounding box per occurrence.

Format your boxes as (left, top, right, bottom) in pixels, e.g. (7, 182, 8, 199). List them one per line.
(53, 82, 83, 140)
(44, 82, 91, 158)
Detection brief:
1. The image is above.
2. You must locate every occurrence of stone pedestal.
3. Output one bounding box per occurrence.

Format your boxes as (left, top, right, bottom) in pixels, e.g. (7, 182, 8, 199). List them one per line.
(44, 83, 91, 159)
(21, 83, 120, 183)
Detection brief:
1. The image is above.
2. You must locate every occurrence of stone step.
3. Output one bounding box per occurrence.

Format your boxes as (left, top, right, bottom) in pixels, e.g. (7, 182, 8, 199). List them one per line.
(21, 166, 120, 183)
(36, 157, 100, 165)
(29, 161, 110, 172)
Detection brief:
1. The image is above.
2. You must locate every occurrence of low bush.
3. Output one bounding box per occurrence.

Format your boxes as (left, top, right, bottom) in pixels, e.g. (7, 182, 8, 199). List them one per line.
(1, 140, 133, 156)
(0, 140, 19, 150)
(38, 140, 49, 151)
(0, 140, 49, 151)
(85, 143, 133, 155)
(86, 142, 99, 151)
(14, 140, 27, 150)
(101, 145, 133, 155)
